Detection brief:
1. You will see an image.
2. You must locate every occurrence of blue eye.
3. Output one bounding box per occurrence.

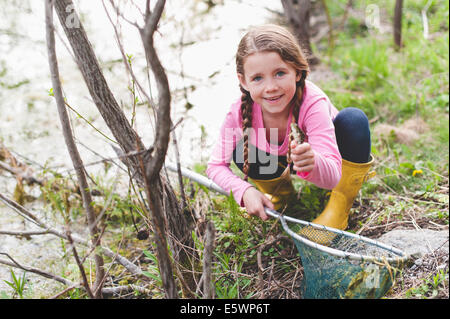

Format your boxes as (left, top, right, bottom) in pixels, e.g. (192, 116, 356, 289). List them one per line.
(276, 71, 286, 77)
(252, 76, 262, 82)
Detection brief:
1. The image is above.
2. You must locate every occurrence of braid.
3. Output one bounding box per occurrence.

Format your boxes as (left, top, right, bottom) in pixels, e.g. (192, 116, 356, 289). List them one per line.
(293, 70, 307, 124)
(240, 86, 253, 181)
(288, 70, 307, 164)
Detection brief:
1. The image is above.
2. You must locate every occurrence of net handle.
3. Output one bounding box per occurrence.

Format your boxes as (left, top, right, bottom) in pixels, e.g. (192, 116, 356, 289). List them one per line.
(165, 162, 409, 264)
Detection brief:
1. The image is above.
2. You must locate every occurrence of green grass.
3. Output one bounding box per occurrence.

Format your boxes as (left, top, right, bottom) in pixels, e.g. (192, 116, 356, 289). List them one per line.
(323, 0, 449, 122)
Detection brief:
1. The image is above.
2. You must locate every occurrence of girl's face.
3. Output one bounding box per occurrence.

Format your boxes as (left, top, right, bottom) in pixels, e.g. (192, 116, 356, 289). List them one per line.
(238, 51, 300, 118)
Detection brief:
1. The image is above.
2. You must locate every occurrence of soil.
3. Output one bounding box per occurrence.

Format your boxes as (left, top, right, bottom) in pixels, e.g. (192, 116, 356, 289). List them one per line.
(390, 249, 449, 299)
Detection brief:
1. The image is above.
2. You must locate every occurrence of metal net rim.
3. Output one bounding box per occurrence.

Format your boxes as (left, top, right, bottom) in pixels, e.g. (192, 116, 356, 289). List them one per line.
(265, 208, 409, 264)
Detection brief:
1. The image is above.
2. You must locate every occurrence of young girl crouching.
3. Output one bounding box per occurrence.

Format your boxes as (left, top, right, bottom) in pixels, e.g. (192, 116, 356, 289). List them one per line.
(206, 24, 374, 231)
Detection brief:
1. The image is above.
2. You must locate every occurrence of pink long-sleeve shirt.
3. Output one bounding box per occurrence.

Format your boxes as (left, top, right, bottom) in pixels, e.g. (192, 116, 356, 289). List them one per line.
(206, 80, 342, 206)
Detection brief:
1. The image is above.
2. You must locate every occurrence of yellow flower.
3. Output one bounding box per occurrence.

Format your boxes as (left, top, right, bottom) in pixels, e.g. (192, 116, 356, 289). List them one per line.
(412, 169, 423, 177)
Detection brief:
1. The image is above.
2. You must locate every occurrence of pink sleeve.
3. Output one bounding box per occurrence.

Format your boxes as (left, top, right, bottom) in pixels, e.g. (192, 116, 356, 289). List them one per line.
(206, 101, 254, 206)
(297, 97, 342, 189)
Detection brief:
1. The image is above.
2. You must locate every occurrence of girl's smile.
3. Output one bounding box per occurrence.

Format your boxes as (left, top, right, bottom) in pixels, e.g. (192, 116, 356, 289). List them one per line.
(238, 51, 300, 118)
(264, 94, 284, 103)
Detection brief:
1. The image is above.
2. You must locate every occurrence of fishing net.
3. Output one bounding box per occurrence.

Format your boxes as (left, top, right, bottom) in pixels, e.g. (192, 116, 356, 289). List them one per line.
(272, 211, 409, 299)
(163, 164, 410, 299)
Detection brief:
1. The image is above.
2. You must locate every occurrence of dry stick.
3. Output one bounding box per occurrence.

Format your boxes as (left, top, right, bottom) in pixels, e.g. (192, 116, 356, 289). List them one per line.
(257, 246, 265, 299)
(421, 0, 433, 40)
(139, 0, 181, 299)
(173, 261, 197, 298)
(105, 1, 193, 291)
(172, 27, 190, 212)
(0, 193, 54, 229)
(0, 253, 74, 287)
(0, 161, 43, 186)
(45, 0, 104, 298)
(203, 221, 216, 299)
(0, 253, 150, 298)
(92, 229, 130, 297)
(105, 0, 186, 194)
(1, 173, 142, 293)
(137, 143, 178, 299)
(139, 0, 171, 181)
(256, 235, 282, 298)
(336, 0, 353, 31)
(0, 192, 143, 277)
(65, 229, 94, 298)
(49, 283, 79, 299)
(102, 0, 157, 119)
(171, 130, 188, 212)
(102, 284, 152, 296)
(0, 230, 49, 237)
(355, 206, 383, 235)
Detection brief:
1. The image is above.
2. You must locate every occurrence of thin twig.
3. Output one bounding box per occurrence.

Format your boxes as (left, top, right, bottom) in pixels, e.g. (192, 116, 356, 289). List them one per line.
(0, 193, 143, 276)
(65, 229, 94, 298)
(46, 0, 105, 297)
(0, 230, 50, 237)
(0, 161, 43, 186)
(203, 221, 215, 299)
(48, 283, 80, 299)
(0, 253, 149, 298)
(0, 253, 74, 286)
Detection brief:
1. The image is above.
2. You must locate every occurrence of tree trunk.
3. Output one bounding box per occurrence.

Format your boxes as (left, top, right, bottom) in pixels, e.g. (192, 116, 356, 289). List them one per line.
(45, 0, 104, 298)
(394, 0, 403, 49)
(53, 0, 195, 298)
(281, 0, 320, 66)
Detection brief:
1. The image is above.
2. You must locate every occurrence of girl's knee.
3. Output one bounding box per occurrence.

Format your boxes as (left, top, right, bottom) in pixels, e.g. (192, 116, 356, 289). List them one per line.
(334, 107, 369, 131)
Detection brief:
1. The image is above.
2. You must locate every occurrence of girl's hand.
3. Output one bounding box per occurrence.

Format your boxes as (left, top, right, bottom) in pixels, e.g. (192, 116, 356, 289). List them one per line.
(242, 187, 274, 221)
(290, 140, 315, 173)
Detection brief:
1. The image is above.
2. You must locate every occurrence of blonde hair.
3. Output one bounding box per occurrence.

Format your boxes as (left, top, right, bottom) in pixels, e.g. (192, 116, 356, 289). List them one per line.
(236, 24, 310, 180)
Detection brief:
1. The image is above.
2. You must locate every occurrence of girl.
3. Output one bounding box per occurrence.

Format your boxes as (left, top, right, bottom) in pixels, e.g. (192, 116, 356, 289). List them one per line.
(206, 24, 374, 231)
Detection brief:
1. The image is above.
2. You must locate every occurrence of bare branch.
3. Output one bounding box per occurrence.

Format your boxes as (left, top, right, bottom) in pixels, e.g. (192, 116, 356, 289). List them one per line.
(53, 0, 147, 180)
(101, 284, 152, 296)
(65, 229, 94, 298)
(0, 230, 50, 237)
(203, 221, 216, 299)
(143, 0, 166, 36)
(48, 284, 79, 299)
(0, 253, 149, 298)
(0, 253, 74, 286)
(106, 0, 140, 29)
(139, 0, 172, 182)
(137, 146, 178, 298)
(51, 0, 194, 298)
(45, 0, 104, 297)
(0, 161, 43, 186)
(0, 193, 143, 277)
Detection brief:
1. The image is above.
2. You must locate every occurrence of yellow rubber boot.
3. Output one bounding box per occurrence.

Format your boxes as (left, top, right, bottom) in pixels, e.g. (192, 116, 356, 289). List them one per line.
(298, 156, 375, 245)
(250, 166, 296, 211)
(312, 155, 376, 230)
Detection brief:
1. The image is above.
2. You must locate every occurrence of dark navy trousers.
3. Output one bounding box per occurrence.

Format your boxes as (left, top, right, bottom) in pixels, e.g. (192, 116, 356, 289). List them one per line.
(333, 107, 371, 164)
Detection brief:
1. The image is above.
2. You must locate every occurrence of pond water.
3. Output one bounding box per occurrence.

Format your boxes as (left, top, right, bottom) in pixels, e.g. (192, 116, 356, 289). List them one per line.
(1, 0, 283, 169)
(0, 0, 283, 297)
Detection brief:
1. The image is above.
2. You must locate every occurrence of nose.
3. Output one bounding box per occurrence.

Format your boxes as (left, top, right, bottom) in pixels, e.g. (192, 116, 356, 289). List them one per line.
(264, 78, 279, 93)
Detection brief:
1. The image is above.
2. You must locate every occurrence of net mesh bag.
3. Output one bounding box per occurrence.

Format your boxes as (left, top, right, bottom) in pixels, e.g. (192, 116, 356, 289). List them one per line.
(277, 213, 408, 299)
